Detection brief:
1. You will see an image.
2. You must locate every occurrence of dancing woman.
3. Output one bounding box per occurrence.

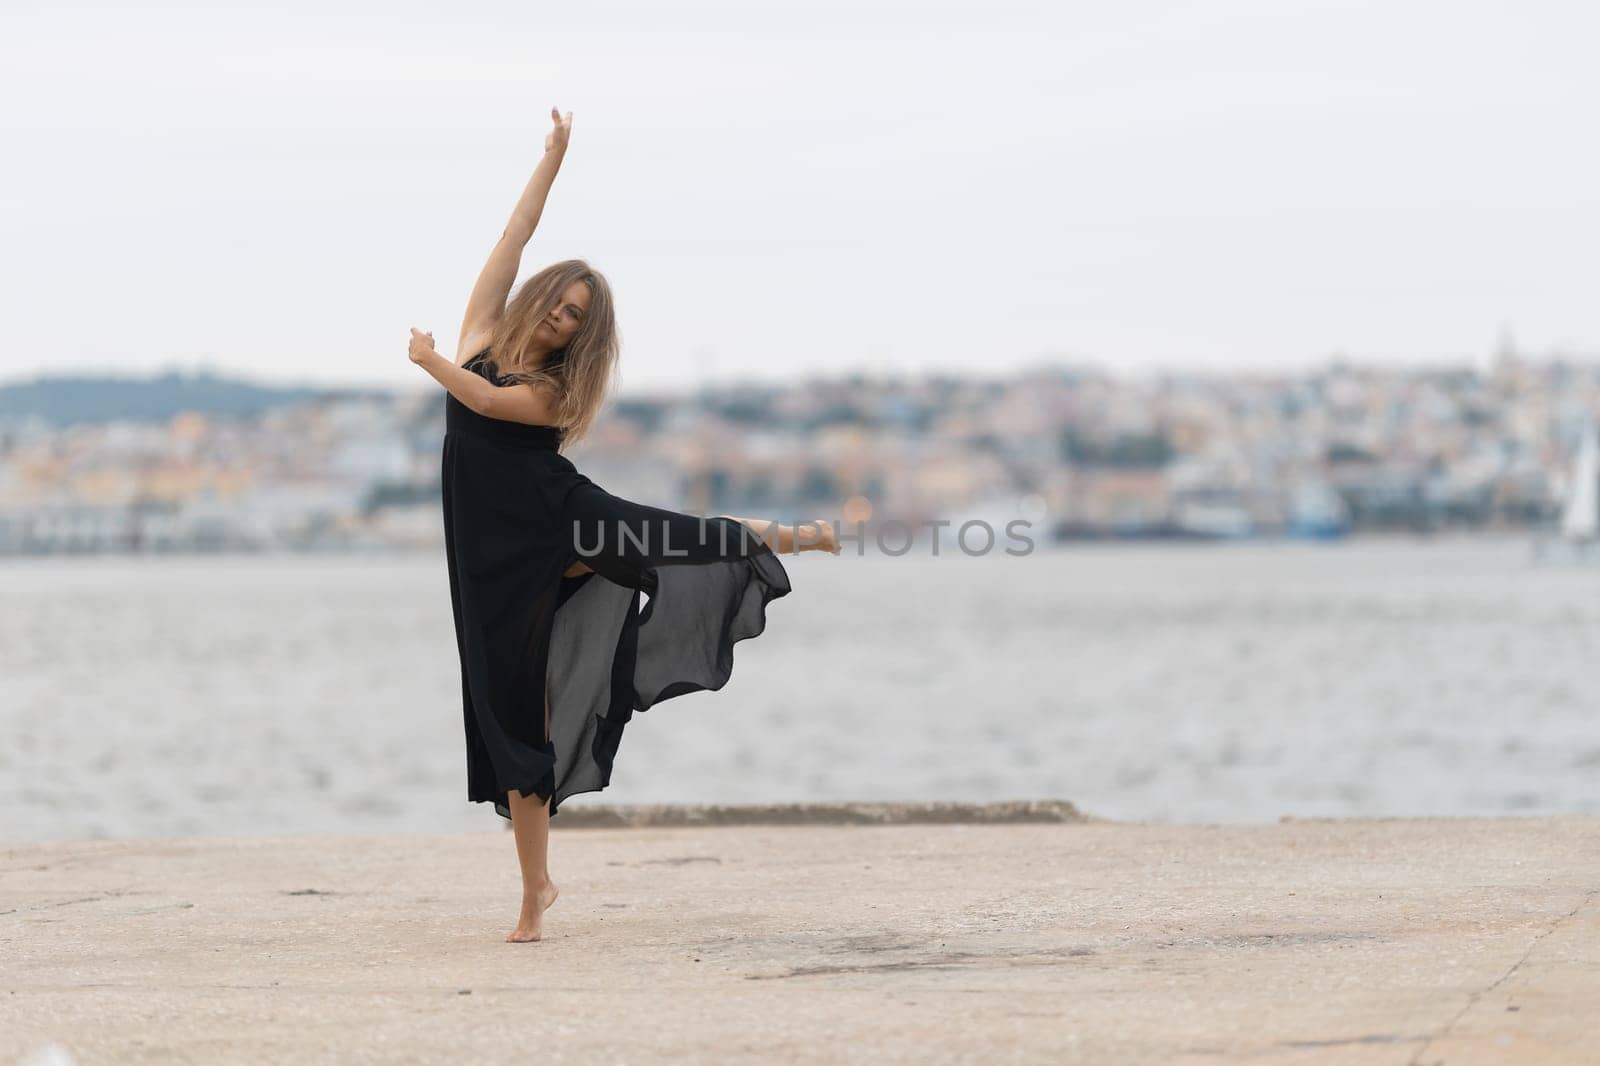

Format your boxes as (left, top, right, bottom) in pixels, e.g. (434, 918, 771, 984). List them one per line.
(408, 108, 839, 942)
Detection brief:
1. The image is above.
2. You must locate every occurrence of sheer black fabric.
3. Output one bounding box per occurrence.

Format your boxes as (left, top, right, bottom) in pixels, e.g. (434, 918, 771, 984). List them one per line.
(440, 349, 792, 820)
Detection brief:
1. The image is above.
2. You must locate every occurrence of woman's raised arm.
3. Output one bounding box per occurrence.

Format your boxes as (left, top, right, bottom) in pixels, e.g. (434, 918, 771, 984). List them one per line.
(455, 108, 574, 357)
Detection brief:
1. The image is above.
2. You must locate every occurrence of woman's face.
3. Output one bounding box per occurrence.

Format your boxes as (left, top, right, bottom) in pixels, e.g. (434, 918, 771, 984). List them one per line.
(540, 280, 591, 349)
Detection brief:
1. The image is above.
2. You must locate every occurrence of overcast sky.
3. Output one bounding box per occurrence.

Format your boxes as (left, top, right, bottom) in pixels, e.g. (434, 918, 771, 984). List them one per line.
(4, 1, 1597, 393)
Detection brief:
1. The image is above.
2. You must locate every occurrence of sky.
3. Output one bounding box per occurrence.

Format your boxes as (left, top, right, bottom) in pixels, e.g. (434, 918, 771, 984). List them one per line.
(3, 0, 1598, 394)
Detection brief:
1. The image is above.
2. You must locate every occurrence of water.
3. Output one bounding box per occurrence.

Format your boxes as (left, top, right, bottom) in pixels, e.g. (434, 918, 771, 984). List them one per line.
(3, 537, 1598, 842)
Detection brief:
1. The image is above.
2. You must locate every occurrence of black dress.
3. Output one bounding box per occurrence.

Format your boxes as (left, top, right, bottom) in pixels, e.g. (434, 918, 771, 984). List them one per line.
(441, 348, 792, 820)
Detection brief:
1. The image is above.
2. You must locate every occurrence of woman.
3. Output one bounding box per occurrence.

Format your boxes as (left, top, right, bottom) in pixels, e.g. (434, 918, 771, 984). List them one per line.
(408, 107, 840, 943)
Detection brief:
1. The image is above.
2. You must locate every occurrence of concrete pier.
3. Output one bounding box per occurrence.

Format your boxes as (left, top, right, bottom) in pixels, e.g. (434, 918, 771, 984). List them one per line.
(4, 805, 1597, 1064)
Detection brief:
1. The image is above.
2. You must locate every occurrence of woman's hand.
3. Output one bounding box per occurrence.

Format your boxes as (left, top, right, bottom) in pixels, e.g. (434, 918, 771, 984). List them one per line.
(409, 327, 437, 365)
(544, 106, 573, 155)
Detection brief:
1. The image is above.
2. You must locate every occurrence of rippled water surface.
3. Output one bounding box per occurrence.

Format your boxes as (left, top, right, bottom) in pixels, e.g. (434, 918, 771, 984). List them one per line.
(4, 537, 1597, 841)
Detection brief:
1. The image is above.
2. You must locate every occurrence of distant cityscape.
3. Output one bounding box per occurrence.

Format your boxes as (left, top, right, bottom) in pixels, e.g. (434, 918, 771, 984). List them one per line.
(2, 336, 1598, 555)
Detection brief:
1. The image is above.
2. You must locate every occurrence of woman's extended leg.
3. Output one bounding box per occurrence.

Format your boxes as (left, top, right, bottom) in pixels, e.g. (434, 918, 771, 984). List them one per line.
(504, 682, 561, 943)
(561, 517, 837, 578)
(717, 516, 840, 555)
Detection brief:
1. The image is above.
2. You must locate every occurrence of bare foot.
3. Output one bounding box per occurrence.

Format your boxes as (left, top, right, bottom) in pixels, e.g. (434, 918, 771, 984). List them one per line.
(505, 878, 560, 943)
(806, 519, 840, 554)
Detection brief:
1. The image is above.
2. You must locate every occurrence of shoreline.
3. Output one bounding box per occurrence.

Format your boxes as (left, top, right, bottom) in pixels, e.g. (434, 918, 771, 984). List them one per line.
(545, 798, 1096, 828)
(8, 796, 1593, 846)
(0, 528, 1563, 564)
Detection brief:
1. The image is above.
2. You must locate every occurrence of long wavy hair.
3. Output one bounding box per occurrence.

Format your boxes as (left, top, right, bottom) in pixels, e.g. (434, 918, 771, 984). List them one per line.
(480, 259, 620, 449)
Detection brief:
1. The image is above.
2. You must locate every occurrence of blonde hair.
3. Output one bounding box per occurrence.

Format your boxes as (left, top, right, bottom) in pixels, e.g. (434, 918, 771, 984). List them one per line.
(481, 258, 620, 448)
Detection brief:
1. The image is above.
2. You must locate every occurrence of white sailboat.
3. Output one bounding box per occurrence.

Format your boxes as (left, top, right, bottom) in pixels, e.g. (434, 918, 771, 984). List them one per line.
(1536, 418, 1600, 562)
(1560, 419, 1600, 542)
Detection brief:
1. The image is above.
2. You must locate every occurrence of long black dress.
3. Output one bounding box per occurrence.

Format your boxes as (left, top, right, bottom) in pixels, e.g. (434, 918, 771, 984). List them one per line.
(441, 348, 792, 820)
